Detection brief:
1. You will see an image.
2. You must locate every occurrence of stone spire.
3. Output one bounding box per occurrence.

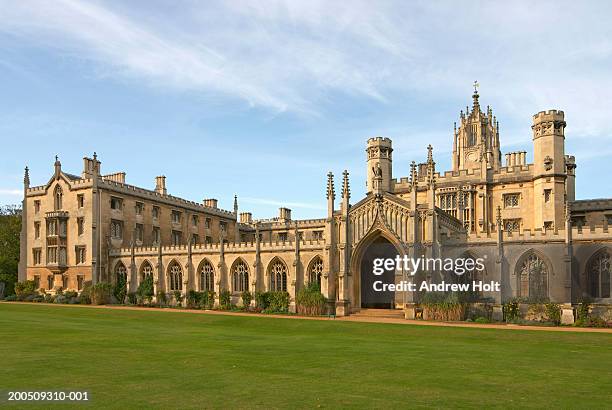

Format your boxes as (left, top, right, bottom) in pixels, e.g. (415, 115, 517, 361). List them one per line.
(472, 80, 480, 112)
(24, 166, 30, 189)
(326, 172, 335, 200)
(410, 161, 417, 187)
(426, 145, 436, 186)
(342, 170, 350, 200)
(233, 195, 238, 214)
(54, 155, 61, 178)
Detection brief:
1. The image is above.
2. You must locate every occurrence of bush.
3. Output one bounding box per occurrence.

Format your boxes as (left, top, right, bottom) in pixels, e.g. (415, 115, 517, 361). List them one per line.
(79, 283, 92, 304)
(199, 291, 215, 310)
(91, 282, 112, 305)
(156, 291, 167, 306)
(54, 295, 68, 304)
(545, 302, 561, 325)
(241, 290, 252, 308)
(187, 290, 202, 308)
(15, 280, 37, 300)
(255, 291, 268, 310)
(577, 298, 592, 322)
(4, 294, 17, 301)
(219, 290, 231, 310)
(173, 290, 184, 307)
(503, 298, 522, 322)
(127, 292, 137, 305)
(137, 275, 154, 304)
(475, 316, 490, 324)
(64, 290, 78, 299)
(421, 292, 465, 321)
(266, 291, 290, 314)
(113, 276, 127, 304)
(296, 282, 326, 316)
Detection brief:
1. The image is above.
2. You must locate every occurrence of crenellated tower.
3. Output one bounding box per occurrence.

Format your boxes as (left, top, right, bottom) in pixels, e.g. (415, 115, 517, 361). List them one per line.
(452, 83, 501, 172)
(366, 137, 393, 194)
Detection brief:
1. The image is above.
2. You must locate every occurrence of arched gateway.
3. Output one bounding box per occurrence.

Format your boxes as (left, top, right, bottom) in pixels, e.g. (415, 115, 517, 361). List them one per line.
(360, 236, 398, 308)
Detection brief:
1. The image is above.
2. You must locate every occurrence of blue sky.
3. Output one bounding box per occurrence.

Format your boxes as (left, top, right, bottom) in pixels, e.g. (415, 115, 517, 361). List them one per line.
(1, 0, 611, 219)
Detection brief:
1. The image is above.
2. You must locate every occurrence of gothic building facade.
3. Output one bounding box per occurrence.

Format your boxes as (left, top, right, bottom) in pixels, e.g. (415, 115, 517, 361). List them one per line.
(18, 90, 612, 318)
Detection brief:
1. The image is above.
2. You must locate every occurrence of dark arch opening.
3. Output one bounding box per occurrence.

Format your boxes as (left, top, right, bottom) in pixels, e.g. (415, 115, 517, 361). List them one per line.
(360, 236, 397, 309)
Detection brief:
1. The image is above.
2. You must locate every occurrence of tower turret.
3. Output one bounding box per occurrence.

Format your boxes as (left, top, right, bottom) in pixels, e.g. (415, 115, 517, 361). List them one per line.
(366, 137, 393, 194)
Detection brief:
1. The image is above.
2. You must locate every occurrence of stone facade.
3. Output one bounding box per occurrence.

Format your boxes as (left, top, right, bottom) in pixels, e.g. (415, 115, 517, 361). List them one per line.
(19, 89, 612, 316)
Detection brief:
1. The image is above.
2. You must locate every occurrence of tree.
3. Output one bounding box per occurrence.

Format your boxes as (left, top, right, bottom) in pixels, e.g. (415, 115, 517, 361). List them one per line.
(0, 205, 22, 296)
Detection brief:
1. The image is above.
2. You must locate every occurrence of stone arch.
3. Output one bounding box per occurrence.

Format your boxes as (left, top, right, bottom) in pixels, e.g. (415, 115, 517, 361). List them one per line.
(166, 259, 183, 292)
(350, 227, 406, 310)
(230, 258, 249, 293)
(514, 249, 552, 301)
(113, 260, 127, 285)
(267, 257, 288, 292)
(306, 255, 324, 289)
(139, 260, 154, 283)
(584, 247, 611, 299)
(197, 258, 215, 292)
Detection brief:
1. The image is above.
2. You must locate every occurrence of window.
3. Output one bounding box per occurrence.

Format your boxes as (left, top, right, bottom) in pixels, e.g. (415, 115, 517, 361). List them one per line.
(135, 202, 144, 215)
(544, 221, 553, 230)
(111, 220, 123, 239)
(77, 275, 84, 291)
(77, 217, 84, 236)
(47, 247, 57, 263)
(503, 193, 520, 208)
(152, 227, 160, 245)
(313, 230, 323, 240)
(76, 246, 86, 264)
(192, 215, 199, 227)
(205, 218, 211, 229)
(606, 214, 612, 226)
(141, 261, 153, 282)
(33, 275, 40, 289)
(135, 224, 144, 242)
(54, 185, 63, 210)
(587, 249, 611, 299)
(34, 200, 40, 214)
(34, 222, 40, 239)
(219, 221, 227, 232)
(47, 275, 54, 290)
(518, 253, 549, 301)
(47, 220, 57, 236)
(114, 263, 127, 296)
(269, 259, 287, 292)
(231, 260, 249, 292)
(168, 262, 183, 291)
(172, 230, 182, 246)
(62, 275, 68, 289)
(503, 219, 520, 232)
(171, 210, 181, 224)
(544, 189, 552, 203)
(308, 257, 323, 288)
(33, 248, 41, 265)
(278, 232, 288, 242)
(199, 260, 214, 291)
(110, 196, 123, 210)
(205, 236, 212, 244)
(191, 234, 199, 245)
(59, 219, 67, 236)
(152, 206, 160, 220)
(77, 194, 84, 208)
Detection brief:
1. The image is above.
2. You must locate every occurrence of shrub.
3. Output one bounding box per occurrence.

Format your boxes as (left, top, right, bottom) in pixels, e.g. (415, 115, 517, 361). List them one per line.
(137, 275, 154, 304)
(503, 298, 522, 322)
(577, 298, 592, 322)
(90, 282, 112, 305)
(173, 290, 184, 307)
(113, 276, 127, 304)
(187, 290, 203, 308)
(255, 291, 268, 310)
(266, 291, 290, 314)
(15, 280, 37, 300)
(544, 302, 561, 325)
(54, 295, 68, 304)
(127, 292, 137, 305)
(475, 316, 490, 324)
(156, 291, 167, 306)
(79, 283, 92, 305)
(421, 292, 465, 321)
(199, 291, 215, 310)
(64, 290, 78, 299)
(296, 282, 326, 316)
(219, 290, 231, 310)
(241, 290, 252, 308)
(4, 294, 17, 301)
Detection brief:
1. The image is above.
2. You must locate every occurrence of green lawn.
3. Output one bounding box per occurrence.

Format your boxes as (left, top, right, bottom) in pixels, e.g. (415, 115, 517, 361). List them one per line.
(1, 304, 611, 409)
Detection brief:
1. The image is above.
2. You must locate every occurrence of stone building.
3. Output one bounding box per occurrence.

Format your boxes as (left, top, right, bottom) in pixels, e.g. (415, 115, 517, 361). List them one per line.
(18, 88, 612, 319)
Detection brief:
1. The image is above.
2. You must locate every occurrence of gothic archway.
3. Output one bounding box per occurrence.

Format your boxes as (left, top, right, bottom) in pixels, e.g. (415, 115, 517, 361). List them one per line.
(585, 248, 611, 299)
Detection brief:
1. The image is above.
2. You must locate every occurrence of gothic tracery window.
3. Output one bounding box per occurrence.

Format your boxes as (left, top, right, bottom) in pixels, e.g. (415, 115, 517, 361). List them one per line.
(587, 249, 611, 299)
(232, 260, 249, 293)
(269, 259, 287, 292)
(168, 261, 183, 291)
(308, 257, 323, 289)
(140, 261, 153, 282)
(518, 253, 548, 301)
(199, 260, 215, 292)
(115, 262, 127, 289)
(54, 185, 63, 210)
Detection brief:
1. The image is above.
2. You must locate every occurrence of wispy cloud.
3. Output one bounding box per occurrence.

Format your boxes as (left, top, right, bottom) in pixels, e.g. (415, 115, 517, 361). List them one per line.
(0, 189, 21, 196)
(241, 196, 324, 211)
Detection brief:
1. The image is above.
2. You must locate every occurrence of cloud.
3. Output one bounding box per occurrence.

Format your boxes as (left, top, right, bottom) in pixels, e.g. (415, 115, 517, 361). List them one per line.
(241, 196, 325, 211)
(0, 189, 21, 196)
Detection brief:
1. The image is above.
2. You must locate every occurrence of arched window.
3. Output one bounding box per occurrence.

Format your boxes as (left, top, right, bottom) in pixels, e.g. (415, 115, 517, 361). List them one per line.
(453, 253, 484, 301)
(517, 252, 549, 301)
(140, 261, 153, 282)
(199, 260, 215, 292)
(587, 249, 611, 299)
(308, 256, 323, 289)
(54, 185, 63, 210)
(115, 262, 127, 295)
(231, 260, 249, 293)
(168, 261, 183, 291)
(269, 259, 287, 292)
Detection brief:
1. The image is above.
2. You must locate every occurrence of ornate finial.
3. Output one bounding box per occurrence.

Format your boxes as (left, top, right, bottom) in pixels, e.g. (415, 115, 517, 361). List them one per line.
(342, 170, 350, 199)
(472, 81, 480, 110)
(427, 144, 433, 163)
(233, 195, 238, 212)
(24, 166, 30, 187)
(496, 205, 502, 226)
(473, 80, 479, 93)
(410, 161, 417, 186)
(326, 172, 335, 200)
(55, 155, 58, 162)
(93, 152, 97, 160)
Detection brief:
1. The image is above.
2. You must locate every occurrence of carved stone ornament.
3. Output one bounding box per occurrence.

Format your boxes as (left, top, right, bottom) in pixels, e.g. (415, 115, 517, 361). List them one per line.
(544, 156, 553, 171)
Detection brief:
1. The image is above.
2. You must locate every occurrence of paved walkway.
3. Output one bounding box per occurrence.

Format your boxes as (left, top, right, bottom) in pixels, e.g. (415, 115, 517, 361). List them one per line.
(4, 302, 612, 334)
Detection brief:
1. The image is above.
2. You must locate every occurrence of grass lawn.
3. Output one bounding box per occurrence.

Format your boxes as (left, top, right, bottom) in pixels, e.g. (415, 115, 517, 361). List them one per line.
(1, 304, 611, 409)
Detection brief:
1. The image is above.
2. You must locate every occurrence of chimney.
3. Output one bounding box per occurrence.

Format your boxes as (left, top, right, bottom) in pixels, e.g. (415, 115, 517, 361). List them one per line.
(82, 152, 101, 178)
(505, 153, 510, 167)
(240, 212, 253, 224)
(203, 198, 218, 208)
(155, 176, 167, 195)
(279, 207, 292, 221)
